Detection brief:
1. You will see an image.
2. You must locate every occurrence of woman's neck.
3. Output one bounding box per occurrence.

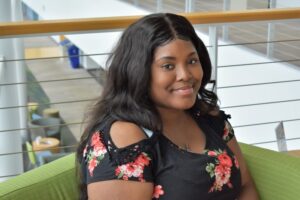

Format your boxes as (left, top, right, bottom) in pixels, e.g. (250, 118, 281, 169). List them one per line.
(157, 107, 189, 129)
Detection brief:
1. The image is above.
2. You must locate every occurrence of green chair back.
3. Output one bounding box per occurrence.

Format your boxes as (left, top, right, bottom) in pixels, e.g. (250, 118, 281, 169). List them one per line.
(25, 141, 37, 166)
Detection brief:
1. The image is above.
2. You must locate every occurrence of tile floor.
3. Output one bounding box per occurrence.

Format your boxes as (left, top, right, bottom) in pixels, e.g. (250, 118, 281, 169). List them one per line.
(25, 37, 102, 142)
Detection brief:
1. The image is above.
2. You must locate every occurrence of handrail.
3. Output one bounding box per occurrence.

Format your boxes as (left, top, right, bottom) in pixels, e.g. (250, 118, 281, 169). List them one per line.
(0, 8, 300, 38)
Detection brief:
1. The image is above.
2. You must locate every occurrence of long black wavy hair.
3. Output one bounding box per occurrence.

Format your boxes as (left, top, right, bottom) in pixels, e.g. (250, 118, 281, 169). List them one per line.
(76, 13, 218, 199)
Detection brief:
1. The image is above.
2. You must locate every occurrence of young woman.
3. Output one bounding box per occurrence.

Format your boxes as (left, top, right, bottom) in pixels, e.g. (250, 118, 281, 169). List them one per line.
(77, 13, 259, 200)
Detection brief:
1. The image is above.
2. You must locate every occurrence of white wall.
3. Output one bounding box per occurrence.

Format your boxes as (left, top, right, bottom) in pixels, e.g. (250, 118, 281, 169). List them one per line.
(0, 0, 26, 182)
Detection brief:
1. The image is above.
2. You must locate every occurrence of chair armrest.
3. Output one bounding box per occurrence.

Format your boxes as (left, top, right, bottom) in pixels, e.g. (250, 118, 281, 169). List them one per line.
(0, 154, 78, 200)
(240, 143, 300, 200)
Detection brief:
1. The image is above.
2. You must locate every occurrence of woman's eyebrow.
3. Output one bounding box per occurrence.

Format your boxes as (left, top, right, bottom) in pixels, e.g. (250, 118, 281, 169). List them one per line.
(155, 51, 197, 62)
(156, 56, 176, 61)
(188, 52, 198, 57)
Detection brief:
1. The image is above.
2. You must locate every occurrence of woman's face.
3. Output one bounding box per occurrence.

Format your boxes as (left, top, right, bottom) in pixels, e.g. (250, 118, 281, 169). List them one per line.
(150, 39, 203, 112)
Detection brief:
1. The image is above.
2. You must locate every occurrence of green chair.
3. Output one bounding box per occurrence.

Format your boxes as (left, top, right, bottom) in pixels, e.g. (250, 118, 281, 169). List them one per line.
(0, 154, 78, 200)
(25, 141, 37, 168)
(0, 143, 300, 200)
(25, 141, 52, 168)
(240, 143, 300, 199)
(25, 141, 68, 170)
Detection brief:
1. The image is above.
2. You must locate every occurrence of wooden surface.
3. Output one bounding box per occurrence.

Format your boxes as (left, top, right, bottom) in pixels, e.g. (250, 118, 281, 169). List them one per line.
(0, 8, 300, 38)
(25, 47, 63, 59)
(32, 137, 60, 153)
(287, 150, 300, 158)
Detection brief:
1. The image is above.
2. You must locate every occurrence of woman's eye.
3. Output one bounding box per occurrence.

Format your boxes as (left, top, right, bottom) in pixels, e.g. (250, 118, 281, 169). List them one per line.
(189, 58, 199, 64)
(162, 64, 174, 70)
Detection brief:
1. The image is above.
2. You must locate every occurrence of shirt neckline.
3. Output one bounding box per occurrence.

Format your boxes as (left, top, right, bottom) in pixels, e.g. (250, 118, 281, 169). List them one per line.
(160, 116, 211, 157)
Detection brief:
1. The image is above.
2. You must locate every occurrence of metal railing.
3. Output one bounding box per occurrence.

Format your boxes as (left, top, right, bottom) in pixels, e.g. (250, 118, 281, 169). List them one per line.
(0, 5, 300, 179)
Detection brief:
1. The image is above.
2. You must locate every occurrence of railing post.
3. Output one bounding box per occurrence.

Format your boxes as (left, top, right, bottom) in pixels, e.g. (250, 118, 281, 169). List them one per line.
(185, 0, 194, 13)
(275, 121, 287, 152)
(209, 26, 219, 94)
(134, 0, 139, 7)
(222, 0, 230, 41)
(156, 0, 162, 12)
(267, 0, 277, 58)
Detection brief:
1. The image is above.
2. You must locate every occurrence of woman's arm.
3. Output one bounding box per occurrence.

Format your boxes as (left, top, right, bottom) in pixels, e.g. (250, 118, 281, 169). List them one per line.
(88, 180, 153, 200)
(87, 121, 154, 200)
(227, 137, 260, 200)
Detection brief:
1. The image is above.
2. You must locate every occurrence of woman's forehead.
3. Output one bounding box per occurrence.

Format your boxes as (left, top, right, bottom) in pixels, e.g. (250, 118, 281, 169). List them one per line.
(153, 39, 197, 60)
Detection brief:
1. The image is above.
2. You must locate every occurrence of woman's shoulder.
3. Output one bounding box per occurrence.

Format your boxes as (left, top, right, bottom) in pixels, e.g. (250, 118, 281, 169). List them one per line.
(91, 118, 155, 144)
(109, 121, 150, 148)
(82, 119, 157, 184)
(86, 119, 157, 164)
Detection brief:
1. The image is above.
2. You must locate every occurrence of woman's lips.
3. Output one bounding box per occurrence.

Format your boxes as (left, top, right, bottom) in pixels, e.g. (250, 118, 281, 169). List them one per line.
(172, 86, 194, 95)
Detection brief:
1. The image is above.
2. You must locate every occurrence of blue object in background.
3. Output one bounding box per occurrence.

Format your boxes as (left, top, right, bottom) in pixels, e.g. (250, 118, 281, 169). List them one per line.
(60, 39, 80, 69)
(31, 113, 42, 120)
(67, 45, 80, 69)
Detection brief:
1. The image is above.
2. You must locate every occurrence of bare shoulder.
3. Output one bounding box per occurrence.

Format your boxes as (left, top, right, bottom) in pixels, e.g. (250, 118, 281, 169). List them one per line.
(110, 121, 147, 148)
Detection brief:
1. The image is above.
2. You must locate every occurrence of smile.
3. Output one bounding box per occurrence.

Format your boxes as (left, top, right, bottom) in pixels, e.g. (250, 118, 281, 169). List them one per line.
(172, 86, 194, 96)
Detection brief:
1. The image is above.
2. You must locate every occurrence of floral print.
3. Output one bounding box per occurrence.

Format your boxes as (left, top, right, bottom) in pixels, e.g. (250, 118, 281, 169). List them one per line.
(115, 152, 151, 181)
(82, 111, 242, 199)
(205, 149, 236, 193)
(153, 185, 164, 199)
(84, 131, 107, 177)
(84, 130, 153, 182)
(233, 156, 240, 169)
(222, 121, 234, 142)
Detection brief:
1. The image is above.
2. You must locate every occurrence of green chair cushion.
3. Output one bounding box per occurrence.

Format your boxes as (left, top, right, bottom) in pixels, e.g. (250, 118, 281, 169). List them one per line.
(240, 143, 300, 200)
(0, 154, 79, 200)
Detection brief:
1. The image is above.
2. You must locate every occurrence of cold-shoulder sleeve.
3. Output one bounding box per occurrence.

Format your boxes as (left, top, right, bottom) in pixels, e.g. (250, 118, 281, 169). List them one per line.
(203, 110, 235, 143)
(81, 122, 156, 184)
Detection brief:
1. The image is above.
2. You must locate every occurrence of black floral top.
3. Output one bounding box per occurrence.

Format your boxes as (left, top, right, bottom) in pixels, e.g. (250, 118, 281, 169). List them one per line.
(81, 111, 242, 200)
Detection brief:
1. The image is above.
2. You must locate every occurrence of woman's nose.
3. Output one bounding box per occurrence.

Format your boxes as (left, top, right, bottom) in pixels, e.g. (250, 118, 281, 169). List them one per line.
(176, 65, 192, 81)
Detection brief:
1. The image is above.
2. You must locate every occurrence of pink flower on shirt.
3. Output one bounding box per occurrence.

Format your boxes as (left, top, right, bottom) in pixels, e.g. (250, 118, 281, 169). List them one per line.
(153, 185, 164, 199)
(205, 149, 237, 193)
(84, 131, 107, 177)
(115, 152, 151, 182)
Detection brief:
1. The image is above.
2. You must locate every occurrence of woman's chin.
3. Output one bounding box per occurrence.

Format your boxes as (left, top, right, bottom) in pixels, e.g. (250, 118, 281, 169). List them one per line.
(170, 100, 196, 111)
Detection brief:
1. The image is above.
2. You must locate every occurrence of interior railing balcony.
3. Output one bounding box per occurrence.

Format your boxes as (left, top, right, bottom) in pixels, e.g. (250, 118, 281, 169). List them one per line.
(0, 4, 299, 183)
